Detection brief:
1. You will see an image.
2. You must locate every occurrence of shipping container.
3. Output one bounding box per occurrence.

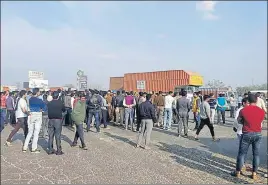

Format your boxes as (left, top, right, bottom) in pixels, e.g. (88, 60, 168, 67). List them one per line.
(109, 77, 124, 91)
(198, 87, 229, 98)
(123, 70, 203, 92)
(0, 86, 10, 92)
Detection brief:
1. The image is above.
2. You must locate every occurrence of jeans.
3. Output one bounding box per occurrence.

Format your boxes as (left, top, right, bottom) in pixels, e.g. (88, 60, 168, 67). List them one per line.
(217, 109, 226, 124)
(193, 112, 200, 129)
(64, 107, 72, 126)
(196, 118, 215, 137)
(115, 107, 124, 125)
(23, 112, 42, 151)
(48, 119, 63, 152)
(230, 106, 236, 118)
(101, 109, 108, 127)
(7, 117, 28, 142)
(6, 109, 16, 124)
(124, 107, 133, 130)
(137, 119, 154, 147)
(40, 115, 49, 137)
(157, 106, 164, 125)
(163, 108, 172, 129)
(210, 109, 216, 124)
(178, 112, 189, 136)
(236, 132, 262, 172)
(1, 108, 7, 131)
(73, 123, 86, 146)
(87, 110, 101, 131)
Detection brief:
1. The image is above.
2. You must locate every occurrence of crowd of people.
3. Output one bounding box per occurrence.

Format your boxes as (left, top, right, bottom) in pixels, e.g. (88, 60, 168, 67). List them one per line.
(0, 88, 267, 179)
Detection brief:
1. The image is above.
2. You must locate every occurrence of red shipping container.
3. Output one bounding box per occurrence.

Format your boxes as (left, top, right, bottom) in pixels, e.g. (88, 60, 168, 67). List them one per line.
(123, 70, 202, 92)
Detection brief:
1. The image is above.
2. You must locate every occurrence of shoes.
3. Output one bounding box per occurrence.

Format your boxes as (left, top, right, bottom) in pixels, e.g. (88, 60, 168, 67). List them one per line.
(56, 151, 64, 155)
(79, 145, 88, 150)
(31, 149, 41, 154)
(5, 141, 12, 147)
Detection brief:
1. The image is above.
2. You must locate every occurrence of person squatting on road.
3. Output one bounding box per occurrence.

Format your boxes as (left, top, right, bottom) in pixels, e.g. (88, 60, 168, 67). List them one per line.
(47, 91, 65, 155)
(136, 94, 157, 150)
(71, 92, 88, 150)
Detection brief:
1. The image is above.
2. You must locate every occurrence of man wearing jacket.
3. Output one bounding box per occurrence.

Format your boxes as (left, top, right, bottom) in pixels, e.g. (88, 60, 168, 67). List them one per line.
(192, 92, 201, 130)
(136, 94, 157, 149)
(115, 91, 125, 126)
(87, 90, 103, 133)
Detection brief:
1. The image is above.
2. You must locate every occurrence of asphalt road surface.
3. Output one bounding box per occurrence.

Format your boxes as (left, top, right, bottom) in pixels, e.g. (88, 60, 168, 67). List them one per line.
(1, 116, 267, 184)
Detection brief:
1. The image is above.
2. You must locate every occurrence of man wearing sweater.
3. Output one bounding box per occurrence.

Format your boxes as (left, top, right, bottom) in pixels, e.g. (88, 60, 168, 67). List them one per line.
(123, 92, 136, 131)
(232, 94, 265, 180)
(47, 91, 65, 155)
(194, 95, 219, 141)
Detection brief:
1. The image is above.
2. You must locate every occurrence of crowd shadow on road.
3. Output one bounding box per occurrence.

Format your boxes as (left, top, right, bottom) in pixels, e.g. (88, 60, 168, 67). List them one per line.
(156, 142, 250, 184)
(103, 132, 137, 147)
(195, 136, 268, 170)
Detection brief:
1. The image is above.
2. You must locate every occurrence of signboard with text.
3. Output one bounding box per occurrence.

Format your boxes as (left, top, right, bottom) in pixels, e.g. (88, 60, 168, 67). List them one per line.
(78, 75, 87, 91)
(28, 71, 44, 80)
(137, 80, 146, 90)
(29, 79, 48, 89)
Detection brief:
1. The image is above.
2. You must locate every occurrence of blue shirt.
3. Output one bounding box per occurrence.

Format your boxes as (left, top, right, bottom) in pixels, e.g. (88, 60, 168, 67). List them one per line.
(217, 97, 227, 111)
(29, 96, 45, 112)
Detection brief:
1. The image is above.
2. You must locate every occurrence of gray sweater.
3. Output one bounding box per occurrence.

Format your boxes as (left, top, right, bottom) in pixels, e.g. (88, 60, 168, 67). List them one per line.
(199, 101, 210, 119)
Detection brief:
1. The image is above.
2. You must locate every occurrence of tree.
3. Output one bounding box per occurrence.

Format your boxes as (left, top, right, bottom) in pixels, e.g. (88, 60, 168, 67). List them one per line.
(206, 79, 226, 88)
(236, 83, 267, 95)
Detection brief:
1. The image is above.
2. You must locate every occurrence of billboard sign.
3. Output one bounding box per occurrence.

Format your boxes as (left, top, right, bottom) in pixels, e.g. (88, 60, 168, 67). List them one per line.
(29, 71, 44, 80)
(78, 75, 87, 91)
(137, 80, 146, 90)
(29, 79, 48, 89)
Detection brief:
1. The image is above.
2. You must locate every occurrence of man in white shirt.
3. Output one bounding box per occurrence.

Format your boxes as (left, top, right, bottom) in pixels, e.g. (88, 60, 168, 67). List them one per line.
(6, 90, 29, 146)
(233, 97, 249, 140)
(255, 92, 267, 113)
(163, 91, 174, 130)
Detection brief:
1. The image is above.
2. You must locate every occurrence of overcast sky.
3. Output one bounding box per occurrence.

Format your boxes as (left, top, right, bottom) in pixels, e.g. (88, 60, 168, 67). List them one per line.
(1, 1, 267, 89)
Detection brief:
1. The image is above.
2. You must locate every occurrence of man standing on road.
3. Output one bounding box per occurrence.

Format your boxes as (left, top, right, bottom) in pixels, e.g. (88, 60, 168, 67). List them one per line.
(194, 95, 219, 142)
(39, 94, 49, 138)
(115, 91, 125, 126)
(136, 94, 157, 150)
(63, 90, 73, 126)
(123, 91, 136, 131)
(6, 92, 15, 125)
(87, 90, 103, 133)
(208, 93, 217, 124)
(6, 90, 29, 146)
(71, 92, 88, 150)
(256, 92, 267, 113)
(176, 90, 190, 138)
(229, 94, 236, 118)
(1, 91, 7, 131)
(47, 91, 65, 155)
(232, 94, 265, 180)
(23, 88, 45, 153)
(192, 92, 201, 130)
(163, 91, 174, 130)
(216, 93, 228, 124)
(153, 91, 165, 128)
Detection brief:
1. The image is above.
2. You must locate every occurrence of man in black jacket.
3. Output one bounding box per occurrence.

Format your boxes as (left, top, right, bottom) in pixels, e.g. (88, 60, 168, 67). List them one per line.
(47, 91, 65, 155)
(136, 94, 157, 150)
